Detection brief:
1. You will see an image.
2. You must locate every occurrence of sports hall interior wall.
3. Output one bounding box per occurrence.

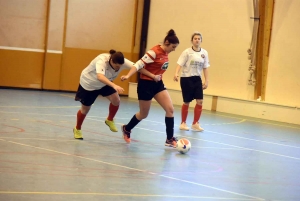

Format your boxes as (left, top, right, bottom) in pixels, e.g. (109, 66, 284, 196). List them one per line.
(1, 0, 299, 125)
(0, 0, 143, 94)
(129, 0, 300, 125)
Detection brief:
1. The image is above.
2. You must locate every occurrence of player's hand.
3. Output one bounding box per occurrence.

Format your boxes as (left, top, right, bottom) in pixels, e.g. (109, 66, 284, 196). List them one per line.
(120, 75, 129, 81)
(202, 82, 208, 90)
(153, 74, 162, 82)
(113, 85, 125, 94)
(173, 74, 179, 82)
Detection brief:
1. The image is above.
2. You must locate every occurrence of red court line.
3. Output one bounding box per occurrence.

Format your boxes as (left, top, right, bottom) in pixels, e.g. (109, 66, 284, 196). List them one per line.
(0, 124, 25, 134)
(36, 120, 162, 146)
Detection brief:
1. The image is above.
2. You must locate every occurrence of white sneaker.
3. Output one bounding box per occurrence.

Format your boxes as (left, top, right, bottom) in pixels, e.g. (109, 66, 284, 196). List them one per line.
(179, 122, 189, 131)
(191, 122, 204, 132)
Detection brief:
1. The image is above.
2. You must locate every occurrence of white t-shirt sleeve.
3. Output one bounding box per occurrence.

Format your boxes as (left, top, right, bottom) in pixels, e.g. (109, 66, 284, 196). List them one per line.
(204, 51, 210, 68)
(95, 58, 106, 75)
(134, 49, 156, 70)
(177, 50, 188, 67)
(122, 58, 135, 69)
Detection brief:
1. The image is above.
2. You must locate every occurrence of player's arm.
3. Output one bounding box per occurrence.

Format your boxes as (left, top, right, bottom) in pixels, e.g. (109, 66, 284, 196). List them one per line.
(173, 65, 182, 82)
(174, 50, 188, 81)
(120, 65, 161, 82)
(97, 73, 124, 94)
(138, 68, 161, 82)
(202, 51, 210, 90)
(95, 59, 124, 93)
(202, 68, 209, 90)
(121, 50, 161, 82)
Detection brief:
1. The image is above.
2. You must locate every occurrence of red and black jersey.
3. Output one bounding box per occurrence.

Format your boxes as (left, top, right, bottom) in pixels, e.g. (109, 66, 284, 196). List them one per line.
(134, 45, 169, 81)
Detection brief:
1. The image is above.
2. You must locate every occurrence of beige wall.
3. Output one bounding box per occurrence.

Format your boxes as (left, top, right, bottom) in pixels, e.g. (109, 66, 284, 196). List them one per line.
(0, 0, 143, 94)
(148, 0, 255, 100)
(1, 0, 299, 108)
(47, 0, 66, 51)
(266, 0, 300, 106)
(0, 0, 47, 49)
(147, 0, 300, 108)
(0, 0, 47, 88)
(65, 0, 135, 52)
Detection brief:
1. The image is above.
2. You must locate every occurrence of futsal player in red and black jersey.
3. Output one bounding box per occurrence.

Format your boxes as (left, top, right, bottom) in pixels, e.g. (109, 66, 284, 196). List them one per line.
(120, 29, 180, 147)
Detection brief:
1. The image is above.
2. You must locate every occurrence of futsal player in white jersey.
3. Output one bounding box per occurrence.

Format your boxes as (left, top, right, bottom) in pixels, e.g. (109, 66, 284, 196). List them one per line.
(174, 32, 210, 131)
(73, 49, 153, 140)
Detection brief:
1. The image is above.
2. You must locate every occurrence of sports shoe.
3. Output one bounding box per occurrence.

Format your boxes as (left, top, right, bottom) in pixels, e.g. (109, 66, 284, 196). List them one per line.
(179, 122, 189, 131)
(165, 137, 178, 148)
(73, 127, 83, 140)
(191, 122, 204, 132)
(121, 125, 131, 143)
(105, 119, 118, 132)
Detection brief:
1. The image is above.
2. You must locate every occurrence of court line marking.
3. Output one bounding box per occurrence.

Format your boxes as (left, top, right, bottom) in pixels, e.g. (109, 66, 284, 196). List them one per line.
(1, 108, 300, 130)
(0, 191, 261, 200)
(2, 111, 297, 150)
(1, 111, 299, 150)
(3, 89, 299, 130)
(0, 106, 80, 108)
(0, 137, 247, 151)
(87, 117, 300, 149)
(0, 139, 265, 200)
(118, 126, 300, 161)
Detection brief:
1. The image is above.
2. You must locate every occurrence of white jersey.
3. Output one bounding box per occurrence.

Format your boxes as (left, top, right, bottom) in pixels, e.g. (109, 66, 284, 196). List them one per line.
(177, 47, 210, 77)
(80, 53, 134, 91)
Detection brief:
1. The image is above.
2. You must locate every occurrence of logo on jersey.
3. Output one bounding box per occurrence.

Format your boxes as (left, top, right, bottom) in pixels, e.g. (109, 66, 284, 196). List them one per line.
(161, 62, 169, 70)
(201, 54, 205, 58)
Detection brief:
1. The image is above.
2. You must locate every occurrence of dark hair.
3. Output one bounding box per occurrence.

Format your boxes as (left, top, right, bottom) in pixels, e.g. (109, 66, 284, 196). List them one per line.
(109, 49, 124, 64)
(191, 31, 202, 42)
(163, 29, 179, 45)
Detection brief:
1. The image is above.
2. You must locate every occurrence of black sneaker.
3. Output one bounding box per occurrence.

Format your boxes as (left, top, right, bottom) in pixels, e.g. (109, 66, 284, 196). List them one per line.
(121, 125, 131, 143)
(165, 137, 178, 148)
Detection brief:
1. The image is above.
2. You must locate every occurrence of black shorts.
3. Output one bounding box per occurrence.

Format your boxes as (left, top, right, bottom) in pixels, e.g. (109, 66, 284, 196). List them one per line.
(75, 84, 116, 106)
(180, 76, 203, 103)
(137, 79, 166, 101)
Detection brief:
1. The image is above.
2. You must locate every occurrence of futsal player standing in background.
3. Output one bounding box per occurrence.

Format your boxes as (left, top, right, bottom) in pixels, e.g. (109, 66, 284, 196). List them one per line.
(173, 31, 210, 132)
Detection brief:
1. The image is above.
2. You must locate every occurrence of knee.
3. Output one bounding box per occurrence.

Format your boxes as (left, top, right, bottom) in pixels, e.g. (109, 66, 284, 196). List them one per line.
(81, 106, 91, 115)
(183, 102, 190, 107)
(139, 112, 149, 119)
(111, 98, 120, 106)
(196, 100, 203, 105)
(166, 106, 174, 116)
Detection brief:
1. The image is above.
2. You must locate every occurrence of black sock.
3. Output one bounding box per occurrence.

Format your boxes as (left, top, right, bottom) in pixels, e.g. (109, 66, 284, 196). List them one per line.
(125, 115, 141, 131)
(165, 117, 174, 140)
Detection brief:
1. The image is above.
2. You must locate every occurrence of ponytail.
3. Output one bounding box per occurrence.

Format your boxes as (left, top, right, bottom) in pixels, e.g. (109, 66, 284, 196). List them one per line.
(163, 29, 179, 44)
(109, 50, 124, 64)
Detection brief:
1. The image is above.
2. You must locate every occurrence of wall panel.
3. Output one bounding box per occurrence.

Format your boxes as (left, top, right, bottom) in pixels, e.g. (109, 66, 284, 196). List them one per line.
(266, 0, 300, 106)
(0, 49, 44, 88)
(148, 0, 254, 100)
(0, 0, 47, 89)
(0, 0, 47, 49)
(43, 52, 62, 90)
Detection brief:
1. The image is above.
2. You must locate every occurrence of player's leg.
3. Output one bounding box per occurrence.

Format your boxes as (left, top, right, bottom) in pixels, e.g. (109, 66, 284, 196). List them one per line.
(121, 80, 153, 143)
(74, 85, 98, 139)
(180, 102, 190, 130)
(191, 77, 204, 131)
(154, 89, 177, 148)
(179, 77, 193, 130)
(104, 88, 120, 132)
(191, 99, 204, 131)
(122, 100, 152, 143)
